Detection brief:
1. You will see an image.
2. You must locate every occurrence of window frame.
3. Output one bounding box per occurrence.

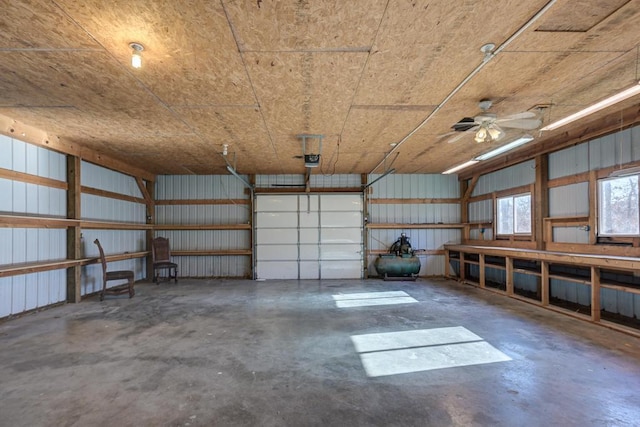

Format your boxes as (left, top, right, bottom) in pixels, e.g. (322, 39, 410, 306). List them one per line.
(495, 192, 533, 237)
(597, 174, 640, 238)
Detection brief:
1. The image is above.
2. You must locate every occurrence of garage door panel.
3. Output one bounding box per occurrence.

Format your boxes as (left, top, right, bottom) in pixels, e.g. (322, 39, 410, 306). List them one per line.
(300, 261, 319, 279)
(299, 212, 319, 227)
(256, 244, 298, 260)
(299, 228, 318, 243)
(298, 195, 319, 211)
(256, 196, 299, 211)
(256, 212, 298, 228)
(321, 260, 362, 279)
(321, 212, 362, 227)
(300, 245, 319, 260)
(255, 194, 363, 280)
(321, 244, 362, 260)
(321, 195, 363, 211)
(256, 228, 298, 245)
(321, 228, 361, 244)
(257, 261, 298, 279)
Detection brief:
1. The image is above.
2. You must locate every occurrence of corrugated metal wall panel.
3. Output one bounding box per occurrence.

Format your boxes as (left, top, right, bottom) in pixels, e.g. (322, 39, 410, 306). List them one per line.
(553, 227, 590, 244)
(310, 174, 361, 188)
(156, 175, 248, 199)
(472, 160, 535, 196)
(0, 134, 11, 169)
(550, 279, 592, 307)
(587, 128, 637, 170)
(468, 199, 493, 222)
(81, 194, 146, 223)
(154, 175, 252, 278)
(368, 203, 460, 224)
(156, 205, 250, 225)
(255, 174, 305, 188)
(548, 143, 589, 180)
(548, 183, 589, 217)
(0, 179, 65, 216)
(1, 136, 69, 317)
(366, 174, 460, 276)
(368, 174, 459, 199)
(81, 161, 143, 197)
(174, 256, 250, 278)
(78, 163, 148, 295)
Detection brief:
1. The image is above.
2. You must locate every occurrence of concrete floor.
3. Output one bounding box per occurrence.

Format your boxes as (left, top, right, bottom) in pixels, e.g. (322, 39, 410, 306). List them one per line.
(1, 278, 640, 427)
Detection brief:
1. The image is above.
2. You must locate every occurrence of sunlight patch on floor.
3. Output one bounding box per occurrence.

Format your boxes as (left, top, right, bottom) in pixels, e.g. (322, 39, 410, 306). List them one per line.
(332, 291, 418, 308)
(351, 327, 511, 377)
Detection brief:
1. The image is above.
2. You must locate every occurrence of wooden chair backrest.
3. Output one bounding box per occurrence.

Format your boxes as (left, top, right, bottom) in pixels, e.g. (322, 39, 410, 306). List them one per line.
(94, 239, 107, 279)
(152, 237, 172, 263)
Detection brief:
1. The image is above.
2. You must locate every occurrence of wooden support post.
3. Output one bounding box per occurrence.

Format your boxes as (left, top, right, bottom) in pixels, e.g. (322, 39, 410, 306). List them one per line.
(66, 155, 81, 303)
(541, 261, 549, 306)
(591, 266, 601, 321)
(479, 253, 485, 288)
(506, 256, 514, 295)
(588, 170, 598, 244)
(362, 174, 369, 279)
(461, 179, 468, 241)
(144, 179, 155, 281)
(534, 155, 548, 250)
(249, 174, 256, 280)
(444, 250, 450, 278)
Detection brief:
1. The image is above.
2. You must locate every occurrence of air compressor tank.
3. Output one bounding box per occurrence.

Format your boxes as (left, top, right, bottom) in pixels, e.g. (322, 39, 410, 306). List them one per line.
(374, 233, 421, 280)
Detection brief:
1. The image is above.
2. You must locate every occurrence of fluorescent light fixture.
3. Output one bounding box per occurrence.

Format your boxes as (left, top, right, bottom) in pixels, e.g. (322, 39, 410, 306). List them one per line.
(474, 135, 534, 161)
(541, 81, 640, 131)
(442, 160, 479, 175)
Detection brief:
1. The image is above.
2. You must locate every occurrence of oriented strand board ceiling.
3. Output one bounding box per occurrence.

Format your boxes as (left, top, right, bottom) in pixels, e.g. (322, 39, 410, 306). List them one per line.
(1, 0, 639, 176)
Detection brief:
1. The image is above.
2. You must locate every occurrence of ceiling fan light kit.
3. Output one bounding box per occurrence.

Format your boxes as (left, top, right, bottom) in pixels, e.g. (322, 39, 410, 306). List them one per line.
(449, 99, 541, 145)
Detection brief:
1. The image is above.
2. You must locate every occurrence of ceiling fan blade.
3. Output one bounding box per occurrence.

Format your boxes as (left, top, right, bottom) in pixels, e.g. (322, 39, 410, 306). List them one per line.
(447, 126, 478, 144)
(496, 118, 542, 130)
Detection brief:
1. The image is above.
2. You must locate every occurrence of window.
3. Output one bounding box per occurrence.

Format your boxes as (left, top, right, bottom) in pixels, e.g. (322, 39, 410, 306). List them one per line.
(497, 193, 531, 235)
(598, 175, 639, 236)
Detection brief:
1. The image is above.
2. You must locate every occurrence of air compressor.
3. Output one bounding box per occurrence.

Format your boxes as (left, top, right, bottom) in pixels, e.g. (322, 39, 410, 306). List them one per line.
(374, 233, 421, 280)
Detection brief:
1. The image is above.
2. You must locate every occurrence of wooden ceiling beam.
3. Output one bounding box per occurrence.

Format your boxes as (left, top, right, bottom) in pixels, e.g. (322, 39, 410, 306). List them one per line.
(0, 113, 156, 182)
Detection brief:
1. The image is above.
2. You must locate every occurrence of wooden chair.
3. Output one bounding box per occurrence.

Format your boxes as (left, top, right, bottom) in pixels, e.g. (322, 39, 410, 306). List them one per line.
(152, 237, 178, 284)
(94, 239, 135, 301)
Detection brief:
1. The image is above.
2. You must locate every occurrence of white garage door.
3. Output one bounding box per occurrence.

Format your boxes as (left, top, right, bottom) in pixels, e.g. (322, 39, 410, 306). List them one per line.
(255, 194, 363, 280)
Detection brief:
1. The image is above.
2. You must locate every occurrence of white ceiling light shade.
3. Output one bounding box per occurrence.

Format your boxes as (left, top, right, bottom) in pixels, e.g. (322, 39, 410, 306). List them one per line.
(474, 127, 488, 143)
(474, 135, 534, 161)
(442, 160, 479, 175)
(541, 81, 640, 131)
(487, 127, 502, 140)
(129, 42, 144, 68)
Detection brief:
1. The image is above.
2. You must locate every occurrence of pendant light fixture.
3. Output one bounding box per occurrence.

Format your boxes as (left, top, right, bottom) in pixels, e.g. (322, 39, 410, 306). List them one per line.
(129, 42, 144, 69)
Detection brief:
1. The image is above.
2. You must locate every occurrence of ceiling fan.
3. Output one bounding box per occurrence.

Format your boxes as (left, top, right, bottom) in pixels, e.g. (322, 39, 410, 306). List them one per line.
(448, 99, 542, 144)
